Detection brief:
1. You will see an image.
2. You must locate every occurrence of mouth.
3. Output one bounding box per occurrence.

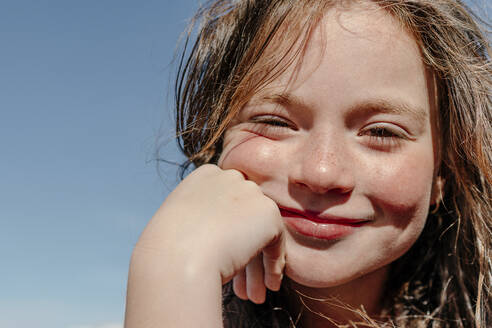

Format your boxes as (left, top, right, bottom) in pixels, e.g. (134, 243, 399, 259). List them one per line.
(279, 207, 371, 240)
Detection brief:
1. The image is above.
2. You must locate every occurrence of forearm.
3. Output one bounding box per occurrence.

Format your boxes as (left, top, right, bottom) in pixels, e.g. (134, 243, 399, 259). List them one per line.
(124, 165, 285, 326)
(124, 248, 223, 328)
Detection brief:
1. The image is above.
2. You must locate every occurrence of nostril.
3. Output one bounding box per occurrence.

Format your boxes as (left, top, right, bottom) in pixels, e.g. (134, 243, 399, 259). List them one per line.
(294, 181, 353, 195)
(295, 181, 309, 190)
(334, 186, 354, 195)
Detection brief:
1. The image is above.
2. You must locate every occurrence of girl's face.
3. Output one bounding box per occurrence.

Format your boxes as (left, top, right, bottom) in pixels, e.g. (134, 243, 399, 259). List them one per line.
(218, 3, 437, 289)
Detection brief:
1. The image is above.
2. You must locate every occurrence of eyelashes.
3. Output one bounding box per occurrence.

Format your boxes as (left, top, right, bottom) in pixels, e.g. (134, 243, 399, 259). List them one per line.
(359, 125, 406, 139)
(358, 124, 411, 150)
(363, 126, 400, 138)
(251, 115, 407, 139)
(249, 115, 410, 149)
(249, 115, 296, 129)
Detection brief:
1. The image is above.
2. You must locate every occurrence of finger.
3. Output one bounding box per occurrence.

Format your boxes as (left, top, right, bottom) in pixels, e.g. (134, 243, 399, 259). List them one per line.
(232, 269, 248, 300)
(245, 254, 266, 304)
(262, 234, 285, 291)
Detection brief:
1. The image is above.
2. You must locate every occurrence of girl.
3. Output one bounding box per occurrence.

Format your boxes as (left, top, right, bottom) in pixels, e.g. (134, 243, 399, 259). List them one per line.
(125, 1, 491, 327)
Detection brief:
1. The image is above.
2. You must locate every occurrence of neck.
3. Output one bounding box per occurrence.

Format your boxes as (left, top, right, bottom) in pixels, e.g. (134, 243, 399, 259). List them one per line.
(285, 266, 389, 328)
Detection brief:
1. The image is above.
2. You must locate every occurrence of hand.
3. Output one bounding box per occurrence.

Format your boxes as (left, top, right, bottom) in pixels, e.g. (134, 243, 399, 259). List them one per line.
(133, 164, 285, 303)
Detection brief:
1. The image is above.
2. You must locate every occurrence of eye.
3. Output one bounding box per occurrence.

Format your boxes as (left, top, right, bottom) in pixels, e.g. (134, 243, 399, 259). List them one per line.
(250, 115, 295, 129)
(363, 126, 400, 138)
(358, 123, 409, 149)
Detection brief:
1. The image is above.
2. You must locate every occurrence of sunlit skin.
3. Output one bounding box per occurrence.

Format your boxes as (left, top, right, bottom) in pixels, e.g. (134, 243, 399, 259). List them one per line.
(218, 3, 437, 325)
(125, 3, 439, 328)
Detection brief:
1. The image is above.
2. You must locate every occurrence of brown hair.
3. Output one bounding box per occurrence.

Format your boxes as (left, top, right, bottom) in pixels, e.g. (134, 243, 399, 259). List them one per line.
(171, 0, 491, 327)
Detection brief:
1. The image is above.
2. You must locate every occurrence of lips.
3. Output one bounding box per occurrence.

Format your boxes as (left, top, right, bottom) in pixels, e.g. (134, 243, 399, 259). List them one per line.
(279, 207, 370, 240)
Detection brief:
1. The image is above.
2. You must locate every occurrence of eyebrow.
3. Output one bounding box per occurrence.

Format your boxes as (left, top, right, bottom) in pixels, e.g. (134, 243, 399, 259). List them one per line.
(259, 93, 428, 125)
(260, 93, 307, 110)
(346, 99, 428, 126)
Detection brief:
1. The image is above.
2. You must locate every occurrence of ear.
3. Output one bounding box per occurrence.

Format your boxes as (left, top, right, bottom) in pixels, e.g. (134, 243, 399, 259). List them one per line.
(430, 176, 445, 206)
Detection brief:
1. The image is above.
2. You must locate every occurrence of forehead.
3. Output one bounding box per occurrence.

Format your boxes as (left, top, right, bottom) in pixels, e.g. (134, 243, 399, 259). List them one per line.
(314, 2, 422, 71)
(251, 1, 429, 117)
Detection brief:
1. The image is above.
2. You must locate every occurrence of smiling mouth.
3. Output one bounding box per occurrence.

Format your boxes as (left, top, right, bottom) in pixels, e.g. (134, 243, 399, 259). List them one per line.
(279, 207, 371, 240)
(279, 207, 370, 225)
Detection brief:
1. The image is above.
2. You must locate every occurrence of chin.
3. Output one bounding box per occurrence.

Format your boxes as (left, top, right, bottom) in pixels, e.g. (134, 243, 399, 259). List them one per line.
(284, 260, 367, 289)
(282, 237, 401, 292)
(282, 244, 372, 289)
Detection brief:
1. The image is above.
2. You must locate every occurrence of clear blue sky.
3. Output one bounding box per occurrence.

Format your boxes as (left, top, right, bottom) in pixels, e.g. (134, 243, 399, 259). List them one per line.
(1, 1, 197, 327)
(0, 1, 488, 328)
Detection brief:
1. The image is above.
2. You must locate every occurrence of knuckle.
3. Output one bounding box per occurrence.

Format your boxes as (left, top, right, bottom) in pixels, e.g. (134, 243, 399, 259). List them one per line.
(243, 179, 260, 192)
(223, 168, 245, 180)
(261, 196, 278, 212)
(199, 163, 218, 172)
(264, 200, 282, 227)
(192, 164, 218, 178)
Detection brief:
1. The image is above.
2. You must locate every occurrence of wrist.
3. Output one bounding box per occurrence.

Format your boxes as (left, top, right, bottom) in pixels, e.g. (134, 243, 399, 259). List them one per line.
(126, 245, 223, 328)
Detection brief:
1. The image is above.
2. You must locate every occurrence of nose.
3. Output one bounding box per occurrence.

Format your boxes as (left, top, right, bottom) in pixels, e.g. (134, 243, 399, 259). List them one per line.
(289, 132, 355, 195)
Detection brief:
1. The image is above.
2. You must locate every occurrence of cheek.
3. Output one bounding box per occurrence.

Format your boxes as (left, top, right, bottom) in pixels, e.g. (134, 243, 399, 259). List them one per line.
(366, 151, 434, 229)
(219, 135, 283, 182)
